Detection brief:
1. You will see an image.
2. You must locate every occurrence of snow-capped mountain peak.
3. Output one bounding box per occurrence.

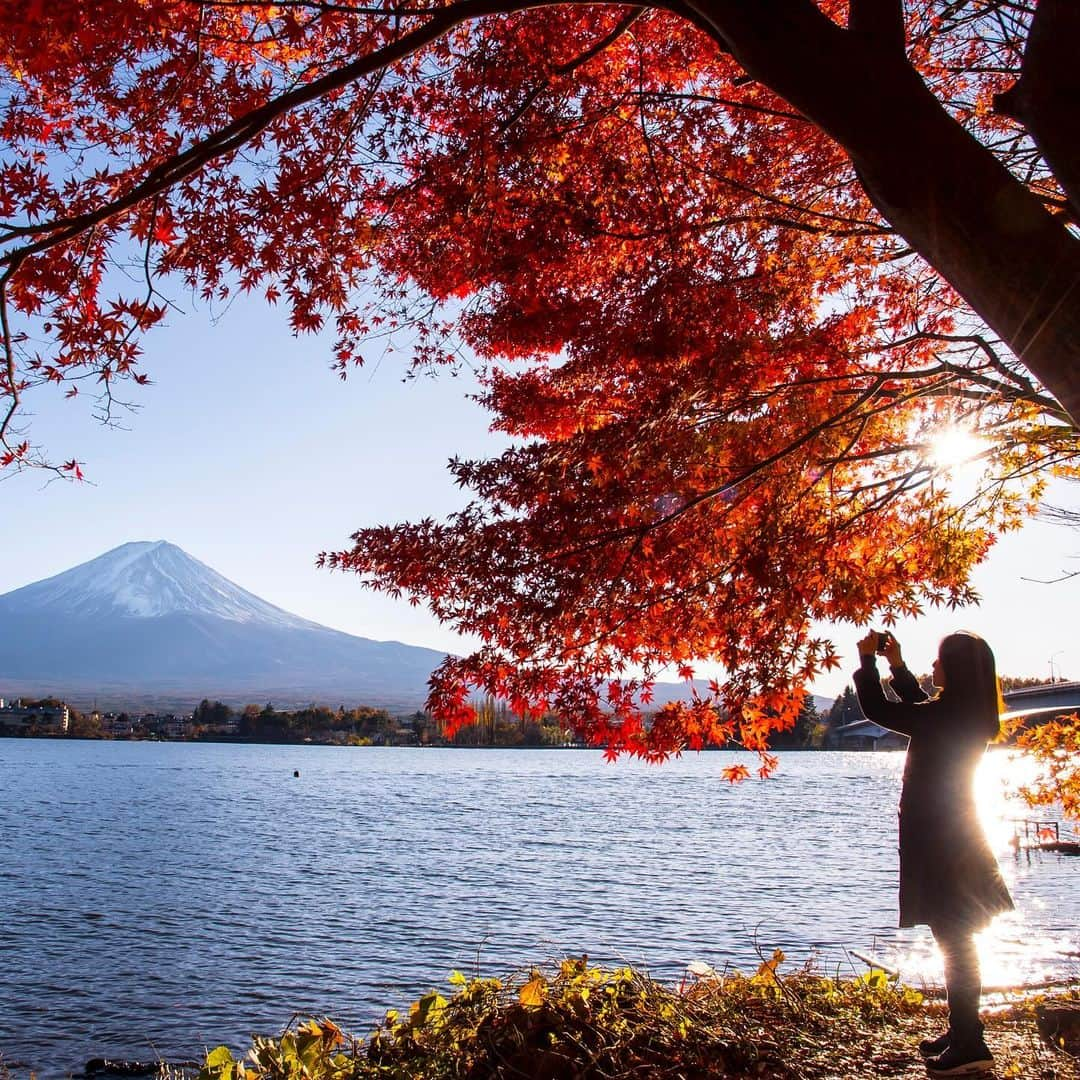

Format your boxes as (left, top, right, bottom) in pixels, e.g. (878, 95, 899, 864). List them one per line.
(0, 541, 319, 628)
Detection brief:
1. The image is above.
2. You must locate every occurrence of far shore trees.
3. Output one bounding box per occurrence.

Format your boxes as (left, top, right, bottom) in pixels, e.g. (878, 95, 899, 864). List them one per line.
(1, 2, 1077, 782)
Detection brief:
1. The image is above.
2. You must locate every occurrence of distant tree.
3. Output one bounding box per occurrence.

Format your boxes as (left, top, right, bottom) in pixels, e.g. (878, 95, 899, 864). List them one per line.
(362, 708, 395, 739)
(1000, 674, 1070, 691)
(193, 699, 234, 730)
(256, 703, 289, 739)
(290, 703, 337, 736)
(827, 687, 863, 731)
(238, 704, 262, 738)
(409, 710, 435, 745)
(539, 715, 574, 747)
(520, 720, 545, 747)
(472, 697, 498, 746)
(67, 708, 103, 739)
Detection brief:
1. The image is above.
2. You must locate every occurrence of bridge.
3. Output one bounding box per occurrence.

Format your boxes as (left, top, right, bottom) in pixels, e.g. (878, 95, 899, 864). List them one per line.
(1002, 680, 1080, 722)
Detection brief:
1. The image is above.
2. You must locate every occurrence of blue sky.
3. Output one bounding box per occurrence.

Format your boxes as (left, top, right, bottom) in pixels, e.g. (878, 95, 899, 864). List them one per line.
(3, 292, 1077, 697)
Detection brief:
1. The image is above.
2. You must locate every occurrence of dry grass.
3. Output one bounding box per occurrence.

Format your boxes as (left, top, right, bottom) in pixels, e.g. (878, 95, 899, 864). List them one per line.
(192, 959, 1080, 1080)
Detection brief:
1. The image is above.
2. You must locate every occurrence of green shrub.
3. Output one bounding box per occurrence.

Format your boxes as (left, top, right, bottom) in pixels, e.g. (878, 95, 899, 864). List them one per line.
(198, 956, 929, 1080)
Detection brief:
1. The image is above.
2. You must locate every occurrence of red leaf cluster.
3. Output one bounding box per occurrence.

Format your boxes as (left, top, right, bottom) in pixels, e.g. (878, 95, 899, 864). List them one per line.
(2, 2, 1076, 759)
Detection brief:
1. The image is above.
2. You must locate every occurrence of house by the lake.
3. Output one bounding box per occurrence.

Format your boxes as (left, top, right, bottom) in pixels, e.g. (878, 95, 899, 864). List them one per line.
(0, 699, 70, 734)
(832, 718, 908, 751)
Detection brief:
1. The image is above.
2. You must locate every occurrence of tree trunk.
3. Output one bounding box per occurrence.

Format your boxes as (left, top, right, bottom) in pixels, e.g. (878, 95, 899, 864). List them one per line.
(844, 59, 1080, 431)
(994, 0, 1080, 223)
(684, 0, 1080, 429)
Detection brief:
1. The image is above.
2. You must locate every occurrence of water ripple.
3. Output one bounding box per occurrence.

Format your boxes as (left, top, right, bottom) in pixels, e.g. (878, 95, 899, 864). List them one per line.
(0, 741, 1076, 1077)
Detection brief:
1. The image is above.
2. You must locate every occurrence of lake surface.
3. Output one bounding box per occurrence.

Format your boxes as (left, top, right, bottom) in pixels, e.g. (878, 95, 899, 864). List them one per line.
(1, 741, 1077, 1076)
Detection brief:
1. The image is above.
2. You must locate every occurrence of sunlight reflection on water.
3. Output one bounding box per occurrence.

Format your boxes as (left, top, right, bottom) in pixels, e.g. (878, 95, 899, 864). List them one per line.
(879, 751, 1080, 991)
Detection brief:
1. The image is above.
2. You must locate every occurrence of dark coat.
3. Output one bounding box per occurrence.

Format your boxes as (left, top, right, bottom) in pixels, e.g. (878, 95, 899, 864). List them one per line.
(853, 655, 1014, 930)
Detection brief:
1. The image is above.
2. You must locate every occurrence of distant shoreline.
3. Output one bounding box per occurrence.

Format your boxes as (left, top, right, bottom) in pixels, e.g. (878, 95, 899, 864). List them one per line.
(0, 732, 912, 752)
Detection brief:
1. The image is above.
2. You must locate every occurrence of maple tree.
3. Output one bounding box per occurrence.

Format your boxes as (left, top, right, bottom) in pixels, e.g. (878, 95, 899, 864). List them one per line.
(2, 1, 1079, 768)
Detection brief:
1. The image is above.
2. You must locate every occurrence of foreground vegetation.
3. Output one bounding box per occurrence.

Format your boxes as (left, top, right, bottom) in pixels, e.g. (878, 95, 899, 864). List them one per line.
(196, 959, 1079, 1080)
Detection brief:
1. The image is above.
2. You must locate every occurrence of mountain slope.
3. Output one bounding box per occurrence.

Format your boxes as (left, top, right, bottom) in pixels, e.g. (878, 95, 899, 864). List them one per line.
(0, 542, 446, 711)
(0, 542, 835, 717)
(0, 541, 323, 627)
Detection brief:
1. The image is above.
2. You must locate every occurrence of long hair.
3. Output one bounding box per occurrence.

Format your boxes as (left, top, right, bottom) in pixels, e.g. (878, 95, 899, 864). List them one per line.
(937, 631, 1002, 739)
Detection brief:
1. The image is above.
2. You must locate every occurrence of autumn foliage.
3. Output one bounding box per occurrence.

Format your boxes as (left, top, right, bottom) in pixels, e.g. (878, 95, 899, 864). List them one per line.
(1013, 714, 1080, 820)
(2, 2, 1078, 758)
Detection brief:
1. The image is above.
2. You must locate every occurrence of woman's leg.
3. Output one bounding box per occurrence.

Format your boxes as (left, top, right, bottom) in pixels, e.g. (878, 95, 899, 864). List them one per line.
(931, 921, 983, 1044)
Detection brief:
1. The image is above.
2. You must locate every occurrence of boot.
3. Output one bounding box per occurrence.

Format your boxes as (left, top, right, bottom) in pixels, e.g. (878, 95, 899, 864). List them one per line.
(925, 1037, 994, 1077)
(918, 1030, 951, 1058)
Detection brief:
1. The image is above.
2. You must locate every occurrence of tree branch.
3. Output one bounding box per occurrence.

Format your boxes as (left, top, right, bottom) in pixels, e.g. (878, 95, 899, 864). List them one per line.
(670, 0, 1080, 429)
(552, 374, 892, 561)
(848, 0, 906, 56)
(642, 90, 805, 122)
(0, 0, 604, 266)
(993, 0, 1080, 220)
(498, 6, 645, 134)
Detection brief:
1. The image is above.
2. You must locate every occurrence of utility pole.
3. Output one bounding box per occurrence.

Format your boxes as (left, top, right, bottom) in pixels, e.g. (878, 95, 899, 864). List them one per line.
(1049, 651, 1065, 683)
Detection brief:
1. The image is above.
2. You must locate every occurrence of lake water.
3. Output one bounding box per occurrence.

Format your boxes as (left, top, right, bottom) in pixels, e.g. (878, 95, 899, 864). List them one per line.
(1, 741, 1077, 1076)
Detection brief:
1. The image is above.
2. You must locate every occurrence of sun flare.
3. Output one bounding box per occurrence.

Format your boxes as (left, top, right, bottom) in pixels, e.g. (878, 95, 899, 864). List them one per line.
(926, 423, 986, 473)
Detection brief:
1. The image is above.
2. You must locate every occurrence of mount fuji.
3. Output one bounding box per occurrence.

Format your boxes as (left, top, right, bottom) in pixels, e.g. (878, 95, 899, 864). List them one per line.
(0, 541, 448, 712)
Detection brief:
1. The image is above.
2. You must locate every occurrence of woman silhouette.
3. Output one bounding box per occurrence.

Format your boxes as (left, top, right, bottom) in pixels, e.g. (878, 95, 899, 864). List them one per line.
(854, 630, 1013, 1077)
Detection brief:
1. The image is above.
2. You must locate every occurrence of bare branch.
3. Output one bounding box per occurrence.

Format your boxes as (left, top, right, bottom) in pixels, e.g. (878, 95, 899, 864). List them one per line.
(0, 276, 19, 451)
(642, 90, 806, 122)
(1022, 567, 1080, 584)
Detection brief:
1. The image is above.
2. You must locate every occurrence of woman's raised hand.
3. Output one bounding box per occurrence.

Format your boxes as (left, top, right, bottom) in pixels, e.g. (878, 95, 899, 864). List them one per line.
(857, 630, 904, 666)
(881, 632, 903, 668)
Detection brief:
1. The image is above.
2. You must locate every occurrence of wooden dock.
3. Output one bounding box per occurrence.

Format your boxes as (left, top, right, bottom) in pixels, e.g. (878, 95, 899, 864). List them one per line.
(1010, 819, 1080, 856)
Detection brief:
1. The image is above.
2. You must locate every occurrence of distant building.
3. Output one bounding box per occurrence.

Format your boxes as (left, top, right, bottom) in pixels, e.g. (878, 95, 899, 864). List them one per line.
(100, 712, 133, 737)
(833, 718, 907, 751)
(164, 715, 191, 738)
(140, 713, 191, 738)
(0, 699, 70, 733)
